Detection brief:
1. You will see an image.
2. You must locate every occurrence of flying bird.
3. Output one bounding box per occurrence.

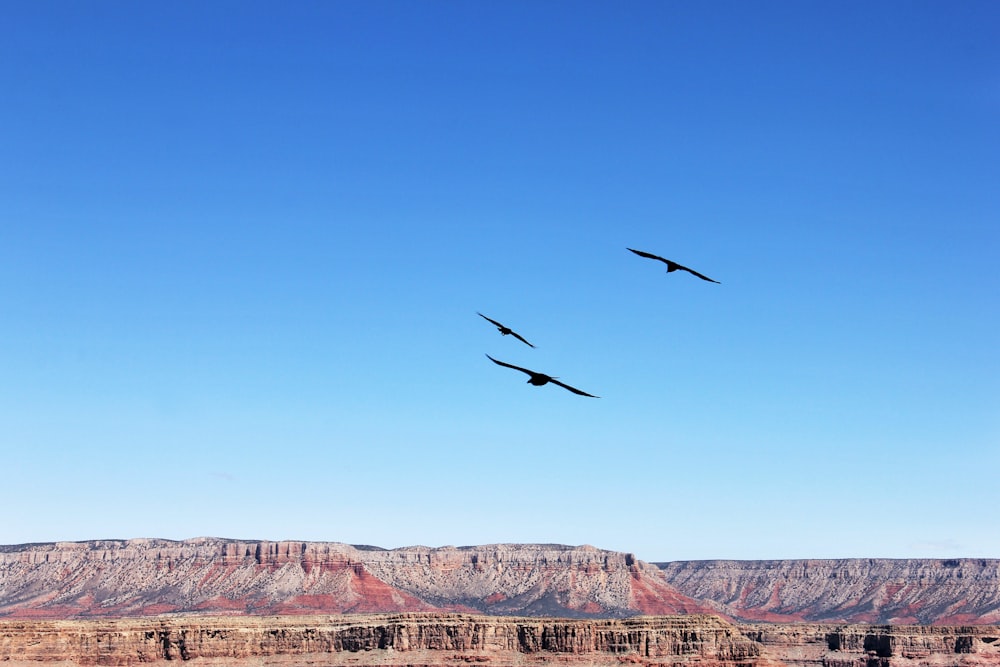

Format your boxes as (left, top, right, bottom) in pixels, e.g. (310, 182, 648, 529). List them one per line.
(485, 354, 599, 398)
(627, 247, 721, 283)
(477, 312, 535, 347)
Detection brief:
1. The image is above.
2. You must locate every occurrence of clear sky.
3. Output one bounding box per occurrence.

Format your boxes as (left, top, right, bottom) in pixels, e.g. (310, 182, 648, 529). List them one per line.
(2, 1, 998, 562)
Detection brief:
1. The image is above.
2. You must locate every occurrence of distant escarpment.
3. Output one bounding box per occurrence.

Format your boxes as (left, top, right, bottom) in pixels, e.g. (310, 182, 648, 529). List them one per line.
(0, 539, 711, 619)
(3, 539, 999, 626)
(657, 559, 1000, 625)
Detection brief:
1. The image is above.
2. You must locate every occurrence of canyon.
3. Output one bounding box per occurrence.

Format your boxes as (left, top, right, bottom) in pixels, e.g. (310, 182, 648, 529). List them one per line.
(2, 539, 998, 624)
(3, 539, 1000, 665)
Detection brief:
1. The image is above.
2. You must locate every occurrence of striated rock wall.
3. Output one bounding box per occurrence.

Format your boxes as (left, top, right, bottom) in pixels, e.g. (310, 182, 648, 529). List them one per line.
(657, 559, 1000, 625)
(3, 614, 1000, 666)
(741, 622, 1000, 666)
(0, 539, 712, 619)
(0, 613, 761, 667)
(0, 539, 434, 618)
(362, 543, 709, 617)
(6, 540, 1000, 625)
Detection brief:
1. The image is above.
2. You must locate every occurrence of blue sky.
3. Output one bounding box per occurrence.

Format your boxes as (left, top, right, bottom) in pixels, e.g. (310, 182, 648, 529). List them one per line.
(2, 1, 997, 561)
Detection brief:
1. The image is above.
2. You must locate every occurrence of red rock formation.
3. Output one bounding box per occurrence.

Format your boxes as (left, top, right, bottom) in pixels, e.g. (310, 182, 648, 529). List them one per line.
(5, 540, 1000, 625)
(0, 539, 711, 619)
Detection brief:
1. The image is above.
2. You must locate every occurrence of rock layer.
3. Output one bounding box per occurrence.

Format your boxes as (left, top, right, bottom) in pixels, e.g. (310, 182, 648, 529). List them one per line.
(656, 559, 1000, 625)
(0, 539, 711, 619)
(742, 622, 1000, 666)
(3, 614, 1000, 666)
(5, 540, 1000, 625)
(0, 613, 761, 666)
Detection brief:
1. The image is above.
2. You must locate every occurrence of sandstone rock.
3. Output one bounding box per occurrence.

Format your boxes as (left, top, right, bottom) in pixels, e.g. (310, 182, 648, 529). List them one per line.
(0, 539, 711, 619)
(0, 613, 760, 666)
(5, 540, 1000, 626)
(656, 559, 1000, 624)
(741, 622, 1000, 666)
(3, 614, 1000, 666)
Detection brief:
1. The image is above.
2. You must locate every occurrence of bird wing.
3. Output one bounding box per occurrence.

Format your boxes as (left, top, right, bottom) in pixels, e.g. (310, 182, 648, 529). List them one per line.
(549, 378, 599, 398)
(678, 265, 721, 283)
(510, 331, 535, 348)
(478, 312, 505, 328)
(627, 247, 670, 264)
(485, 354, 534, 377)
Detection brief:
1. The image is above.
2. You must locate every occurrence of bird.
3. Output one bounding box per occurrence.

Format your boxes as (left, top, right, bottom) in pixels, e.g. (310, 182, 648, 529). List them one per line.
(627, 247, 721, 283)
(485, 354, 599, 397)
(477, 312, 535, 347)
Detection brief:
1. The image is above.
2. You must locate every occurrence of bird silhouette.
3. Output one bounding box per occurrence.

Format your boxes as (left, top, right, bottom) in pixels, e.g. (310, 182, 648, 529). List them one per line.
(627, 247, 720, 283)
(477, 312, 535, 347)
(485, 354, 598, 397)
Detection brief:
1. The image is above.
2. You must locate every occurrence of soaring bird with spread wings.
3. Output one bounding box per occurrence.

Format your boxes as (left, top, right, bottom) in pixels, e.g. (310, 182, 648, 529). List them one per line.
(627, 247, 721, 284)
(477, 312, 535, 347)
(485, 354, 599, 398)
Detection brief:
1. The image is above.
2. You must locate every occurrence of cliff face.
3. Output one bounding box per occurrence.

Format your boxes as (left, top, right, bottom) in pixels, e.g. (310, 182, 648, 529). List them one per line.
(3, 614, 1000, 667)
(0, 613, 760, 667)
(5, 540, 1000, 625)
(361, 543, 710, 617)
(0, 539, 712, 619)
(742, 622, 1000, 666)
(657, 559, 1000, 625)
